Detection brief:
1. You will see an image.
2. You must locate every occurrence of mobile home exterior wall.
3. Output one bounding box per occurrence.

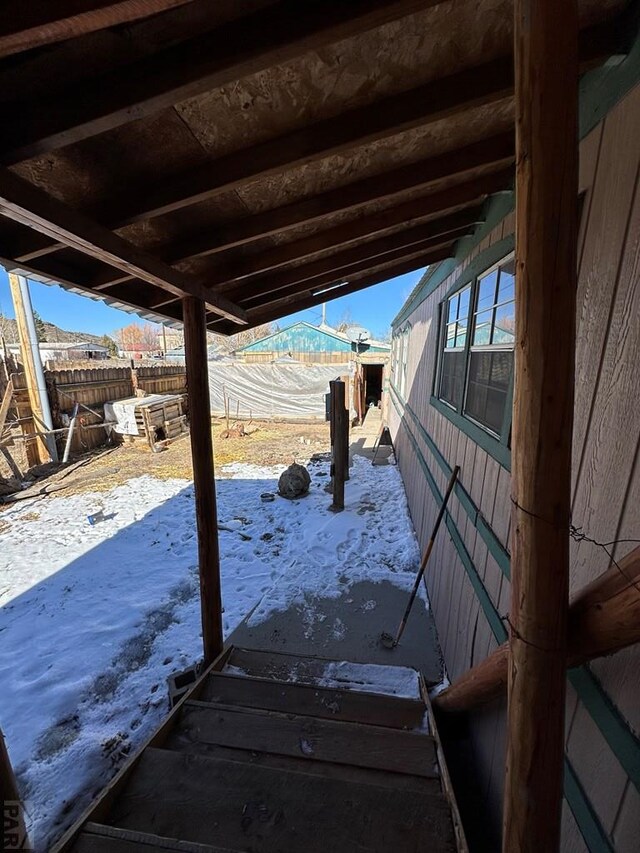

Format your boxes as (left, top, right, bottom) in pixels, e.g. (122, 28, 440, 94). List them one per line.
(389, 82, 640, 851)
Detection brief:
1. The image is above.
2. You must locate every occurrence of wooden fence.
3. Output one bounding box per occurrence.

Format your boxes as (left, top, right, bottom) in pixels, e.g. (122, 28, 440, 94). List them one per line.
(0, 363, 187, 474)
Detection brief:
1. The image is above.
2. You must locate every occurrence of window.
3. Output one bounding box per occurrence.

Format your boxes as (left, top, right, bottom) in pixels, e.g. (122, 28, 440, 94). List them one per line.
(392, 323, 411, 397)
(436, 256, 515, 438)
(438, 285, 470, 407)
(399, 323, 410, 397)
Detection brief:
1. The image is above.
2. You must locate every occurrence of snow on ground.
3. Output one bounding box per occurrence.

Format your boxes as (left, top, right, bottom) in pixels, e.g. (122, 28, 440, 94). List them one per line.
(0, 453, 424, 850)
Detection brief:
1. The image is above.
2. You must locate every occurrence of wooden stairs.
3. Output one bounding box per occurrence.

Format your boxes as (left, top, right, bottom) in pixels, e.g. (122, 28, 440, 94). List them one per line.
(54, 647, 466, 853)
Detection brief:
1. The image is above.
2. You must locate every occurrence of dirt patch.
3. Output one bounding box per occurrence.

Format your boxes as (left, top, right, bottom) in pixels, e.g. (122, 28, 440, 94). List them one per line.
(0, 420, 331, 501)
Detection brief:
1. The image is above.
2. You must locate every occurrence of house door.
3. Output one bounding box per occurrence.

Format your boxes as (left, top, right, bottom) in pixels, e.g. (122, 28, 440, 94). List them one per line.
(362, 364, 384, 410)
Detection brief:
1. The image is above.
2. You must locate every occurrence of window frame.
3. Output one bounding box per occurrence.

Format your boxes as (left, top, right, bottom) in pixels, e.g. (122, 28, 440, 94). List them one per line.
(391, 321, 411, 399)
(433, 252, 515, 454)
(436, 282, 472, 410)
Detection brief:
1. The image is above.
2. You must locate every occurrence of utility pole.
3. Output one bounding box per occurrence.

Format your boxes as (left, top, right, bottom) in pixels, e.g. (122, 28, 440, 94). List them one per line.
(8, 273, 58, 463)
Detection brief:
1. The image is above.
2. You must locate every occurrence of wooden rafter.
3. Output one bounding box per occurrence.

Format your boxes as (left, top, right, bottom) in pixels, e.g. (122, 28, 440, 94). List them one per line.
(210, 244, 454, 333)
(239, 235, 467, 311)
(148, 212, 475, 314)
(99, 204, 480, 307)
(0, 169, 247, 324)
(192, 169, 511, 289)
(90, 57, 514, 227)
(433, 545, 640, 714)
(219, 207, 482, 302)
(0, 0, 445, 164)
(0, 247, 193, 327)
(17, 133, 514, 272)
(10, 1, 616, 271)
(0, 0, 195, 58)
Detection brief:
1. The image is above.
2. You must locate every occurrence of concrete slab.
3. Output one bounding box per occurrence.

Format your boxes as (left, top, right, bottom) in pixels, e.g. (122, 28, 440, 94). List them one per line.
(228, 579, 444, 685)
(350, 407, 394, 465)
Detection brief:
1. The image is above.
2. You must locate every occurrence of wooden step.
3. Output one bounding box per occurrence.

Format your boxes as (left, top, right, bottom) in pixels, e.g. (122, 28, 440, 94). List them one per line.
(176, 699, 438, 777)
(225, 647, 423, 698)
(107, 747, 456, 853)
(200, 671, 426, 729)
(164, 736, 442, 796)
(74, 823, 234, 852)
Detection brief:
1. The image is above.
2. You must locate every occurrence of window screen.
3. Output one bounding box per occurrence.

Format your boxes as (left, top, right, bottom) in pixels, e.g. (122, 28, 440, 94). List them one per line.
(464, 259, 515, 434)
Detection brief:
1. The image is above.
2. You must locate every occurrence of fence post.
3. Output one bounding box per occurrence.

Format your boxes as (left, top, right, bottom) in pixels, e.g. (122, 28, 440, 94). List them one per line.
(330, 380, 348, 511)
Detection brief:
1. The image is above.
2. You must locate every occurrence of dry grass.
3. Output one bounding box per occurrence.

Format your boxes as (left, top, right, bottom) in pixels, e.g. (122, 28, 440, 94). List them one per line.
(45, 419, 331, 495)
(18, 511, 40, 522)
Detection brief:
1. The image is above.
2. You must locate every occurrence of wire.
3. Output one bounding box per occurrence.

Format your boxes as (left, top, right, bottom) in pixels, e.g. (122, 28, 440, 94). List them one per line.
(510, 496, 640, 600)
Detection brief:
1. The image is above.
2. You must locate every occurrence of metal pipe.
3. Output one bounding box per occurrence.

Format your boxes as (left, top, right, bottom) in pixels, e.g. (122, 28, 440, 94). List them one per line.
(16, 275, 58, 461)
(62, 403, 79, 463)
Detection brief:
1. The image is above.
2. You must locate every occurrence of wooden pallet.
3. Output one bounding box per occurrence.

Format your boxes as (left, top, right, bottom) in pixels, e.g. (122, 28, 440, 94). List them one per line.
(126, 394, 187, 446)
(53, 647, 467, 853)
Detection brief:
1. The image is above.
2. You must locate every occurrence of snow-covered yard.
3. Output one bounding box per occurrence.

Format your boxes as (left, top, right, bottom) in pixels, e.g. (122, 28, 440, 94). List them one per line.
(0, 454, 426, 850)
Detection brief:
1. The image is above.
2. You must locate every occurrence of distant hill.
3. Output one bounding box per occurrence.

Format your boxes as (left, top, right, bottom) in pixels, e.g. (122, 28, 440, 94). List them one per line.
(0, 316, 106, 345)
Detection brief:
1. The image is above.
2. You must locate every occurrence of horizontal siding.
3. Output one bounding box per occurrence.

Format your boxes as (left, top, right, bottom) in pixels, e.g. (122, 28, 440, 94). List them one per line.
(390, 82, 640, 852)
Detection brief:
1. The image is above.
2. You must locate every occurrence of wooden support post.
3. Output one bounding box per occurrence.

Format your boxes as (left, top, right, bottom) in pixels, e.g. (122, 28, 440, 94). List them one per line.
(505, 3, 578, 851)
(340, 374, 350, 481)
(183, 296, 223, 666)
(435, 545, 640, 713)
(330, 380, 347, 511)
(8, 273, 57, 464)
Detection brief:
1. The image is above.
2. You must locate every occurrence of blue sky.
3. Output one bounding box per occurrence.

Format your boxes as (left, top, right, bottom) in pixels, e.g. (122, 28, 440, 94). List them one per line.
(0, 266, 425, 340)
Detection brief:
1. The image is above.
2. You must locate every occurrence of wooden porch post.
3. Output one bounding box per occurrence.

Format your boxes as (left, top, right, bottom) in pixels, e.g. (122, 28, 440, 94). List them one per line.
(330, 380, 347, 511)
(504, 2, 578, 851)
(183, 296, 223, 666)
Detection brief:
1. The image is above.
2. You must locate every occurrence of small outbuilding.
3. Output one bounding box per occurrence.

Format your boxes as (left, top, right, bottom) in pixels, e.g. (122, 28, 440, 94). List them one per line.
(7, 341, 110, 363)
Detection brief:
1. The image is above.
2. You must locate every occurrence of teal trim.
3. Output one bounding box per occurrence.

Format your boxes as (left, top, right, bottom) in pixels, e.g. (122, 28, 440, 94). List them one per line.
(564, 759, 616, 853)
(444, 235, 516, 300)
(389, 394, 616, 851)
(445, 514, 508, 643)
(393, 258, 457, 328)
(579, 2, 640, 139)
(569, 666, 640, 792)
(389, 383, 640, 835)
(392, 196, 514, 327)
(391, 382, 511, 577)
(430, 395, 512, 473)
(389, 389, 507, 641)
(449, 193, 515, 279)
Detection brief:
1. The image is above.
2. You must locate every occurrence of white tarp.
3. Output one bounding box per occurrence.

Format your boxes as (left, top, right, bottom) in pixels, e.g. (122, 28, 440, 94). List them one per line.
(207, 361, 354, 420)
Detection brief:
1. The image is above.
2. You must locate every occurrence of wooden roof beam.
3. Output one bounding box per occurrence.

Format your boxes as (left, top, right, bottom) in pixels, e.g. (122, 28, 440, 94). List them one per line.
(145, 209, 476, 313)
(238, 234, 468, 310)
(0, 1, 195, 59)
(0, 252, 188, 326)
(91, 57, 515, 227)
(203, 168, 512, 288)
(0, 169, 247, 324)
(210, 245, 453, 334)
(21, 134, 515, 272)
(84, 135, 514, 292)
(220, 206, 482, 302)
(0, 0, 445, 164)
